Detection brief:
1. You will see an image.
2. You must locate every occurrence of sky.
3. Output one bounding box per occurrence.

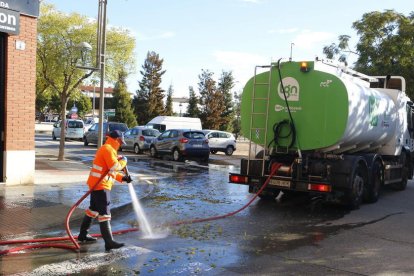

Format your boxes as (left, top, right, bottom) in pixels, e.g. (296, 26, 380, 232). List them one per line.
(47, 0, 412, 100)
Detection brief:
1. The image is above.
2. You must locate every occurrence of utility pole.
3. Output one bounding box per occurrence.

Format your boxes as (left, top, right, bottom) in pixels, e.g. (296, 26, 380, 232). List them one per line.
(97, 0, 107, 148)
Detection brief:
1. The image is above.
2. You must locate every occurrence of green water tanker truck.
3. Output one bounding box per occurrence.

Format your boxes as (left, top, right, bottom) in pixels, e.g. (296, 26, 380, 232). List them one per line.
(229, 58, 414, 209)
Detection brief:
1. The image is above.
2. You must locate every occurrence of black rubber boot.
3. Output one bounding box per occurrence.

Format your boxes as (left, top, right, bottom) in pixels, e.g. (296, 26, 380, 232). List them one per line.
(78, 215, 98, 243)
(99, 221, 124, 251)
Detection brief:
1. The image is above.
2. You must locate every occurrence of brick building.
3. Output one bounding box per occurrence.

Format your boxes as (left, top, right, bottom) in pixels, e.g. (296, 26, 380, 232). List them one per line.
(0, 1, 39, 185)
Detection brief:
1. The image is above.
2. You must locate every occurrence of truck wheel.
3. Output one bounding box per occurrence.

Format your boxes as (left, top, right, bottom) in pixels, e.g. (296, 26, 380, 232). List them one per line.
(364, 161, 382, 203)
(172, 148, 182, 162)
(392, 168, 408, 191)
(225, 146, 234, 156)
(346, 163, 366, 210)
(392, 153, 408, 191)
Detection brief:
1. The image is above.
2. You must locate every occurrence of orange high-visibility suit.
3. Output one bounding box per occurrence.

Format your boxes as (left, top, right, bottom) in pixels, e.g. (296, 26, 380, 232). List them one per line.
(85, 136, 127, 221)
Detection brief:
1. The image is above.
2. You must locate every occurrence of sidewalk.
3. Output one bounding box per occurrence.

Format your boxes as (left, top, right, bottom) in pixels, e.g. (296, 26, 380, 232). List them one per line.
(0, 131, 248, 241)
(0, 157, 134, 240)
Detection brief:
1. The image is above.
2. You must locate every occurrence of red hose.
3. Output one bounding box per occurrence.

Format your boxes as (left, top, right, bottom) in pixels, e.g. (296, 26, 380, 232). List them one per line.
(0, 170, 109, 255)
(169, 162, 281, 226)
(0, 163, 281, 255)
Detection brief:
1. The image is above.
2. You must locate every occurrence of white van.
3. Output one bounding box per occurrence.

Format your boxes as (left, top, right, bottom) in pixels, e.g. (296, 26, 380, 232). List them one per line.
(52, 119, 85, 141)
(146, 116, 202, 132)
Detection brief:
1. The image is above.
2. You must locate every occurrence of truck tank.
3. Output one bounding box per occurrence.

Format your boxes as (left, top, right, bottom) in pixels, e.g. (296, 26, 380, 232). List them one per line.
(240, 60, 403, 155)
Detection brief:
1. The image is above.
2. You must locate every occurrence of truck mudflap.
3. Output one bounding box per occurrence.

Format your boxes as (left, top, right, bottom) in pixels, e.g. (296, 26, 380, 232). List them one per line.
(229, 173, 332, 194)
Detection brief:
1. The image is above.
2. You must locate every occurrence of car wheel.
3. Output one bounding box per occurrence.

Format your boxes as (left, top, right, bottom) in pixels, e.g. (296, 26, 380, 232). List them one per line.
(225, 146, 234, 156)
(210, 150, 217, 154)
(172, 148, 182, 162)
(150, 146, 158, 158)
(134, 144, 142, 154)
(201, 154, 209, 163)
(83, 136, 89, 146)
(52, 132, 57, 140)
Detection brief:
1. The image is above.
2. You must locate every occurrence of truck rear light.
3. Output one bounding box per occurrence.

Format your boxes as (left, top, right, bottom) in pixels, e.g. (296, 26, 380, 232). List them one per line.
(139, 135, 145, 141)
(230, 174, 248, 184)
(179, 138, 189, 143)
(308, 183, 331, 192)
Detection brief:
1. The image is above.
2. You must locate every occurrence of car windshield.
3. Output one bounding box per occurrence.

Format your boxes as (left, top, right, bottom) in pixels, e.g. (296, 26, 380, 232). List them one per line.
(109, 123, 128, 132)
(183, 131, 205, 139)
(142, 129, 160, 137)
(67, 121, 83, 128)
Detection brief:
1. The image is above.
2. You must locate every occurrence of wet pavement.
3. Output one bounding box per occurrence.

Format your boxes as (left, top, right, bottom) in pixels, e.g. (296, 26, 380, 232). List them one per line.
(4, 135, 414, 275)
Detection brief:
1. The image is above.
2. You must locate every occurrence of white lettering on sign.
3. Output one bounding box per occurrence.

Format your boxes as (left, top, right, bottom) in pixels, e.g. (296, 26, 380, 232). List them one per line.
(0, 12, 15, 25)
(0, 2, 9, 9)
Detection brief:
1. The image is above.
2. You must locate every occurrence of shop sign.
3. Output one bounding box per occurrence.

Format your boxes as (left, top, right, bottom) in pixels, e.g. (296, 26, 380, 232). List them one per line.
(1, 0, 39, 17)
(0, 8, 19, 35)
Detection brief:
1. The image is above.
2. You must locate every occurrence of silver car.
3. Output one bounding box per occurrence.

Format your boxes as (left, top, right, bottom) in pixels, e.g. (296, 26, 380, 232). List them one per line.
(149, 129, 210, 162)
(122, 126, 160, 154)
(83, 122, 128, 146)
(52, 119, 84, 141)
(202, 130, 237, 156)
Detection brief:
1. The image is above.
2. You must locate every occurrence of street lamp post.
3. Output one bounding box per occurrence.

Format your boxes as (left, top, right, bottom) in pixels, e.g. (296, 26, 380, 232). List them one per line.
(76, 0, 107, 147)
(97, 0, 107, 148)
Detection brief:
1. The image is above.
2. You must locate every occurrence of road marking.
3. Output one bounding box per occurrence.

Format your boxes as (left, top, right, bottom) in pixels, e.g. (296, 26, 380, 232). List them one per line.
(19, 246, 153, 276)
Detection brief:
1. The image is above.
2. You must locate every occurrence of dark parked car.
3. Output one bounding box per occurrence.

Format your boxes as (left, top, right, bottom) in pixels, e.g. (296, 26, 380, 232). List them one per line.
(83, 122, 128, 146)
(122, 126, 160, 154)
(149, 129, 209, 162)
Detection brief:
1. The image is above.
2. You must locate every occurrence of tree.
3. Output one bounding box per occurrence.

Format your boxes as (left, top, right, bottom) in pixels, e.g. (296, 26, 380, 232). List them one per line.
(322, 35, 354, 64)
(112, 70, 137, 128)
(186, 86, 200, 118)
(134, 51, 166, 125)
(37, 3, 135, 160)
(165, 85, 174, 116)
(198, 70, 226, 129)
(323, 10, 414, 98)
(217, 71, 235, 131)
(231, 91, 242, 139)
(67, 92, 92, 119)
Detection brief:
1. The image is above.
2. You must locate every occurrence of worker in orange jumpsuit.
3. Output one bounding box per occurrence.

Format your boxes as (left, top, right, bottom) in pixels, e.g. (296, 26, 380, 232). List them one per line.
(78, 130, 132, 251)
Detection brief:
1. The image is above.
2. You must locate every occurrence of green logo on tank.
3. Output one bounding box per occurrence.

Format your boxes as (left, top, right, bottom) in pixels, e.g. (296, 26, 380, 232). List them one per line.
(369, 96, 380, 126)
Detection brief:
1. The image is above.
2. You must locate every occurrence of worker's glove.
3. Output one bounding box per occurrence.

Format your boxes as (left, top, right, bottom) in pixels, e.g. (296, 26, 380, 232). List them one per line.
(122, 174, 132, 183)
(117, 155, 127, 162)
(118, 155, 127, 167)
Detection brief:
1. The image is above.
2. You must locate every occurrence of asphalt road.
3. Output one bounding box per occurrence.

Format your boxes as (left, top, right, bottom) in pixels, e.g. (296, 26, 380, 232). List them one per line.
(6, 134, 414, 275)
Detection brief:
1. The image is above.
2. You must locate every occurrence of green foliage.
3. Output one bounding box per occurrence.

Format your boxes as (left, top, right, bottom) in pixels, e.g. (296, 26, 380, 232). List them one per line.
(67, 92, 92, 118)
(217, 71, 235, 131)
(134, 51, 166, 124)
(112, 71, 138, 128)
(323, 10, 414, 98)
(322, 35, 352, 63)
(165, 85, 174, 116)
(186, 86, 200, 118)
(231, 91, 242, 139)
(37, 3, 135, 160)
(352, 10, 414, 98)
(198, 70, 226, 129)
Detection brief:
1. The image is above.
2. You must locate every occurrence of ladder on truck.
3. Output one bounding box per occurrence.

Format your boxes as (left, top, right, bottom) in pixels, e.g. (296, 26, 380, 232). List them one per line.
(247, 64, 274, 176)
